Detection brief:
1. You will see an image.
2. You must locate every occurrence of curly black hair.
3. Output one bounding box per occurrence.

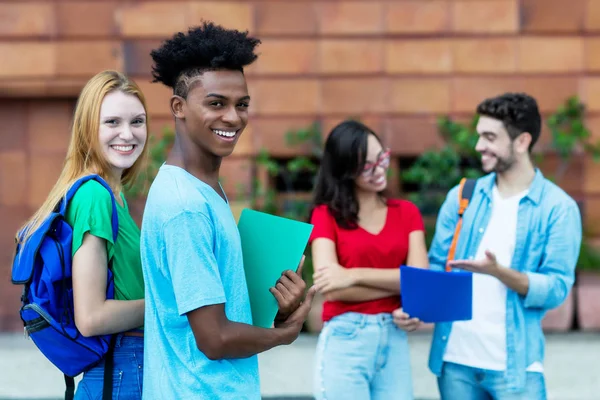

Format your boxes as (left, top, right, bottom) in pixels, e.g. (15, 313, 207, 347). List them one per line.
(476, 92, 542, 152)
(150, 21, 261, 98)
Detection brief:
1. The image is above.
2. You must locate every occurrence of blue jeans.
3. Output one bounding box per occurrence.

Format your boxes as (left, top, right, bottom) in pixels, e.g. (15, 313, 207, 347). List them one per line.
(75, 335, 144, 400)
(313, 312, 413, 400)
(438, 362, 547, 400)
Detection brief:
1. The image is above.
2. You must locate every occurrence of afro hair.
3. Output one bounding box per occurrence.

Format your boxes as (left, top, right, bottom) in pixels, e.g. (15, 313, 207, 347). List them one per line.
(476, 92, 542, 151)
(150, 21, 261, 97)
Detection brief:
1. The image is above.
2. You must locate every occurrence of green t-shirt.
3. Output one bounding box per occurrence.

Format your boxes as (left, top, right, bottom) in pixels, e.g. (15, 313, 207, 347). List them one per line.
(65, 180, 144, 304)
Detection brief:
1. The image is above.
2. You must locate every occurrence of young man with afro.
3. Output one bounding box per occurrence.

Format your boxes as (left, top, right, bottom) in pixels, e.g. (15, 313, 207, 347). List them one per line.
(139, 22, 316, 399)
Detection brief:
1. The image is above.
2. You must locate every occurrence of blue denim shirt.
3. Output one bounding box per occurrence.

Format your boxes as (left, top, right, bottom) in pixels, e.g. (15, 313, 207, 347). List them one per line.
(427, 169, 582, 392)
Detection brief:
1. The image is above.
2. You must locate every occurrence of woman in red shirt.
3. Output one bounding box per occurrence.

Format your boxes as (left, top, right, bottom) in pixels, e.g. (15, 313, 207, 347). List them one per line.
(309, 120, 429, 400)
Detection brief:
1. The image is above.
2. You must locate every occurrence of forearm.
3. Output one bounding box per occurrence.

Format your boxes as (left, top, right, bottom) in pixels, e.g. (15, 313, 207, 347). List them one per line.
(325, 286, 396, 302)
(206, 322, 289, 360)
(491, 266, 529, 296)
(352, 268, 400, 293)
(77, 299, 145, 337)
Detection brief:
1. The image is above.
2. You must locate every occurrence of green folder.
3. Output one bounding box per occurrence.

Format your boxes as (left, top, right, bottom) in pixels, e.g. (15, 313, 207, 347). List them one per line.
(237, 208, 314, 328)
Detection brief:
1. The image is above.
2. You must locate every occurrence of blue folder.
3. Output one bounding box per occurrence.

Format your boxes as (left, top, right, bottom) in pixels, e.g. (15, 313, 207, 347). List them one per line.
(400, 265, 473, 323)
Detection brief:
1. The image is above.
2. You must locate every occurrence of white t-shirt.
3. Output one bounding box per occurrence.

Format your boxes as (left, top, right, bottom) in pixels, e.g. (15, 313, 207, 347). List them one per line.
(443, 186, 543, 372)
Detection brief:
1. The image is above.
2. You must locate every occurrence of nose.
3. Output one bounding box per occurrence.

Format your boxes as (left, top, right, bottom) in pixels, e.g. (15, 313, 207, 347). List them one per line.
(221, 105, 241, 125)
(475, 136, 485, 153)
(119, 124, 134, 141)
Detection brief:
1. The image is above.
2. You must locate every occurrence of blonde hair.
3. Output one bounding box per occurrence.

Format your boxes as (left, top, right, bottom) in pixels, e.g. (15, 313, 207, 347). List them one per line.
(17, 70, 149, 244)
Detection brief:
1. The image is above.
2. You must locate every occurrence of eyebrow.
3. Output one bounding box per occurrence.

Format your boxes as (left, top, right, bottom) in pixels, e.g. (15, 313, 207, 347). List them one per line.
(101, 113, 146, 119)
(480, 131, 497, 137)
(205, 93, 251, 101)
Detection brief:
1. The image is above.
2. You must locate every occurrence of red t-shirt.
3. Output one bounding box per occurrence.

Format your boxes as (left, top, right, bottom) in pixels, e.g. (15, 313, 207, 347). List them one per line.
(309, 199, 424, 322)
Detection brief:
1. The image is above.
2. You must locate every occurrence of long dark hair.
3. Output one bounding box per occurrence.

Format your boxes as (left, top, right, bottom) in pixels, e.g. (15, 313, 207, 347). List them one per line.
(309, 120, 386, 230)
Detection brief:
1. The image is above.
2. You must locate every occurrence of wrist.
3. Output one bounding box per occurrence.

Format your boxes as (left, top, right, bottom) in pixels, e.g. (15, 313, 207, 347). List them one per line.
(349, 268, 362, 285)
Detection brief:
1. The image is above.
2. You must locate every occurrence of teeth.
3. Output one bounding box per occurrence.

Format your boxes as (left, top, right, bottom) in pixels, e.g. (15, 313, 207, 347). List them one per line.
(213, 129, 237, 138)
(112, 145, 133, 152)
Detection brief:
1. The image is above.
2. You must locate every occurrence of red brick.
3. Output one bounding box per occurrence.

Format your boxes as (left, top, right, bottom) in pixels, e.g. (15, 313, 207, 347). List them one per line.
(57, 42, 123, 77)
(0, 152, 27, 207)
(385, 1, 449, 34)
(28, 154, 65, 209)
(518, 38, 583, 73)
(119, 2, 188, 38)
(386, 117, 444, 155)
(582, 78, 600, 112)
(519, 77, 578, 113)
(0, 100, 27, 151)
(248, 40, 317, 75)
(136, 80, 174, 118)
(219, 157, 253, 200)
(451, 77, 524, 113)
(123, 40, 162, 76)
(586, 116, 600, 143)
(0, 43, 55, 78)
(318, 2, 384, 35)
(232, 124, 254, 157)
(538, 153, 583, 195)
(189, 2, 254, 32)
(390, 79, 451, 114)
(453, 39, 517, 73)
(320, 40, 383, 74)
(255, 3, 318, 35)
(386, 40, 452, 74)
(452, 0, 519, 33)
(57, 1, 117, 37)
(585, 38, 600, 72)
(583, 156, 600, 194)
(521, 0, 585, 32)
(584, 197, 600, 235)
(252, 117, 318, 157)
(0, 3, 55, 37)
(322, 78, 388, 114)
(585, 0, 600, 31)
(249, 79, 320, 116)
(28, 101, 73, 155)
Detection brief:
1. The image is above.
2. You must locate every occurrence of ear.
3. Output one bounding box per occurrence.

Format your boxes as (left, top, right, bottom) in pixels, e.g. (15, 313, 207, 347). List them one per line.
(515, 132, 532, 154)
(170, 95, 185, 119)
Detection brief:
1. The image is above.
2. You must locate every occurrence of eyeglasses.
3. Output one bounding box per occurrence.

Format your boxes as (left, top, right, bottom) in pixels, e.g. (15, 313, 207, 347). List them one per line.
(361, 149, 391, 177)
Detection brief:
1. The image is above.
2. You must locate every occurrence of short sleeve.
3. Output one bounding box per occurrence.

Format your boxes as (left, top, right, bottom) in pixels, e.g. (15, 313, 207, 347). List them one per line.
(163, 211, 226, 316)
(309, 205, 337, 244)
(403, 200, 425, 233)
(66, 181, 115, 260)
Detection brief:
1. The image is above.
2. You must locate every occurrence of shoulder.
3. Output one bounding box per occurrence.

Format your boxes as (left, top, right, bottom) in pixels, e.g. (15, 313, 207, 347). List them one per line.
(69, 180, 113, 210)
(310, 204, 334, 222)
(388, 198, 419, 212)
(145, 166, 213, 222)
(539, 178, 579, 212)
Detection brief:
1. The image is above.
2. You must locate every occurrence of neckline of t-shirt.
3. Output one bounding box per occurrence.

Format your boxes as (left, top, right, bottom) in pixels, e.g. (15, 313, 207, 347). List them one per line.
(492, 185, 529, 202)
(161, 163, 229, 204)
(357, 205, 390, 236)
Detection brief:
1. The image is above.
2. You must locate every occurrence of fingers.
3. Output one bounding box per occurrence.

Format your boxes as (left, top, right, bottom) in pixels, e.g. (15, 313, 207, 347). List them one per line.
(296, 255, 306, 276)
(282, 269, 305, 287)
(392, 308, 409, 319)
(269, 287, 285, 305)
(276, 282, 292, 298)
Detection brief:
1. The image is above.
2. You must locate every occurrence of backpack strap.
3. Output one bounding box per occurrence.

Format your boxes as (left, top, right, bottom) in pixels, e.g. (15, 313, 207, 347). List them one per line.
(59, 175, 119, 243)
(445, 178, 476, 272)
(64, 375, 75, 400)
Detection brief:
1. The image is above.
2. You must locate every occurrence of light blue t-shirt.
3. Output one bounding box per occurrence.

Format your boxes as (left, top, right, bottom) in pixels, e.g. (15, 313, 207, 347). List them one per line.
(140, 164, 259, 399)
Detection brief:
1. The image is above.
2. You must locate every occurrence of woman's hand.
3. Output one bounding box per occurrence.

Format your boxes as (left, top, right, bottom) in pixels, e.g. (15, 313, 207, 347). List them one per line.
(313, 263, 356, 293)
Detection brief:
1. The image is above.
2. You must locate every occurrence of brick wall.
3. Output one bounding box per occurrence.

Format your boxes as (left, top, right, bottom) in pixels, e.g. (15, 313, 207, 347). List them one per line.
(1, 0, 600, 330)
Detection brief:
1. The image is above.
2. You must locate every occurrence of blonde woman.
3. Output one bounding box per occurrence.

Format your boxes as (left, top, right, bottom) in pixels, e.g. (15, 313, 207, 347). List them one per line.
(16, 70, 149, 399)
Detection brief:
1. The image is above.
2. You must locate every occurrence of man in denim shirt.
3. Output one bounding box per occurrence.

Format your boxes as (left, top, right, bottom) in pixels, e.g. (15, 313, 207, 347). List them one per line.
(394, 93, 582, 399)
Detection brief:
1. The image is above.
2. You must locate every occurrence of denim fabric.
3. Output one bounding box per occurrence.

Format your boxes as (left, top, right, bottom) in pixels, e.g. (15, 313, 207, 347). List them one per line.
(438, 362, 546, 400)
(428, 169, 582, 393)
(74, 335, 143, 400)
(313, 312, 413, 400)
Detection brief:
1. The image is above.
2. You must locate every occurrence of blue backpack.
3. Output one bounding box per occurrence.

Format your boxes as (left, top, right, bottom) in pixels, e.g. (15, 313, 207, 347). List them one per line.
(11, 174, 119, 400)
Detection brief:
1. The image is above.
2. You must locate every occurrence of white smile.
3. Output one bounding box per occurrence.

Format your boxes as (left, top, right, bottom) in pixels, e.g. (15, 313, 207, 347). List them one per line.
(213, 129, 237, 138)
(372, 176, 386, 185)
(111, 145, 134, 152)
